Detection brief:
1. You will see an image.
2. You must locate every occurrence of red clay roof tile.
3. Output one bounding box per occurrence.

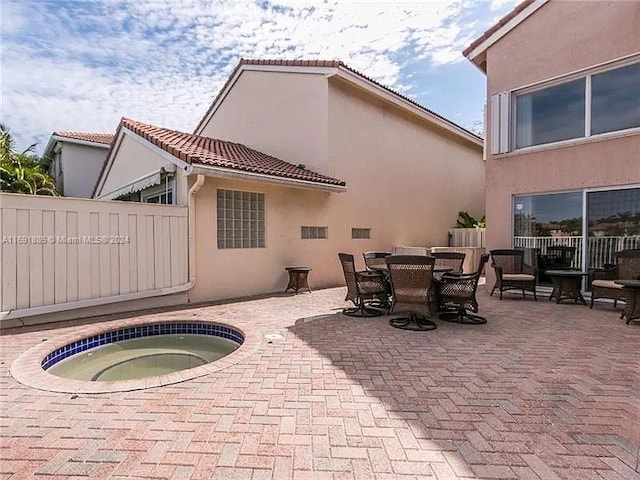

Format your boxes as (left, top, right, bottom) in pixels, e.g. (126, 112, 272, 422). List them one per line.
(53, 132, 114, 145)
(121, 118, 345, 187)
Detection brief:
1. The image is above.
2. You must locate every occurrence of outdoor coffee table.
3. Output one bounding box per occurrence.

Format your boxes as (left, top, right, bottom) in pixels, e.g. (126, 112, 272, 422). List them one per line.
(285, 266, 312, 294)
(546, 269, 588, 305)
(614, 280, 640, 324)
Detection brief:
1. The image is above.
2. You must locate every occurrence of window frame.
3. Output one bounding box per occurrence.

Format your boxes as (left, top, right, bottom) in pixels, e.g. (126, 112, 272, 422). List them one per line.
(506, 54, 640, 154)
(351, 228, 371, 239)
(140, 178, 175, 205)
(301, 226, 328, 240)
(217, 188, 266, 249)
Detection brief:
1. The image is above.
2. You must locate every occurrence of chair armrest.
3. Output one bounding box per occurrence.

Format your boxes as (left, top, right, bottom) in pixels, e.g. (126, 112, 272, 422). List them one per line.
(523, 263, 537, 276)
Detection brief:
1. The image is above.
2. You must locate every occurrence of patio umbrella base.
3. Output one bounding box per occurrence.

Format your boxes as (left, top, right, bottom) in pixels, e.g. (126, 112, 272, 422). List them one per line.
(439, 310, 486, 325)
(389, 314, 437, 331)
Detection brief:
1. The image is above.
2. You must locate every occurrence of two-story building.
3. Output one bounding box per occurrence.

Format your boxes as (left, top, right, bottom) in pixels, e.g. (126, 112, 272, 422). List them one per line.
(464, 0, 640, 282)
(43, 132, 113, 198)
(93, 59, 485, 302)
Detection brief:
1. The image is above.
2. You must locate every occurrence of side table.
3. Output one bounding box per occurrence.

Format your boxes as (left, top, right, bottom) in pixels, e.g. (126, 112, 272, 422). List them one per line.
(285, 267, 312, 294)
(614, 280, 640, 324)
(546, 270, 588, 305)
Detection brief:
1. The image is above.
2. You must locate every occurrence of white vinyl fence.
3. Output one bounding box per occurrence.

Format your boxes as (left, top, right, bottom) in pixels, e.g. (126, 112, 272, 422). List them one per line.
(1, 193, 188, 319)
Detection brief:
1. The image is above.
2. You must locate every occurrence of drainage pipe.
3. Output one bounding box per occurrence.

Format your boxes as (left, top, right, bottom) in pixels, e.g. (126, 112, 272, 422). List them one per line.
(188, 174, 206, 290)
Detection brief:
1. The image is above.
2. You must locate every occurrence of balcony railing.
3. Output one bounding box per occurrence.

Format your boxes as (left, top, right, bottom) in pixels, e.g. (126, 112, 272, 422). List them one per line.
(513, 235, 640, 269)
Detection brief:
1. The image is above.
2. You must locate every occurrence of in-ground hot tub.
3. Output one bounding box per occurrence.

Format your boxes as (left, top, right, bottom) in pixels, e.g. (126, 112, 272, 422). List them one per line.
(11, 320, 255, 393)
(43, 323, 243, 381)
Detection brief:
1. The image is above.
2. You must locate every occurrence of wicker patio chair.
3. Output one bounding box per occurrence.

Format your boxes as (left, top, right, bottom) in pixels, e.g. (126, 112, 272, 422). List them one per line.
(490, 249, 538, 300)
(386, 255, 437, 331)
(439, 254, 490, 324)
(338, 253, 387, 317)
(432, 251, 465, 274)
(590, 249, 640, 309)
(363, 251, 392, 270)
(537, 246, 576, 283)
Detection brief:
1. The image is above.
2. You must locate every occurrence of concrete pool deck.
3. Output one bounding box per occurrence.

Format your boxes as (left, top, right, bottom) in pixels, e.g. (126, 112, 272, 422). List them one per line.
(1, 286, 639, 479)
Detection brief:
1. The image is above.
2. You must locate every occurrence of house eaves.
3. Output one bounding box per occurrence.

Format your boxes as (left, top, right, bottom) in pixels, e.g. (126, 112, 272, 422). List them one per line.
(463, 0, 548, 73)
(194, 59, 483, 148)
(43, 134, 112, 160)
(93, 118, 346, 198)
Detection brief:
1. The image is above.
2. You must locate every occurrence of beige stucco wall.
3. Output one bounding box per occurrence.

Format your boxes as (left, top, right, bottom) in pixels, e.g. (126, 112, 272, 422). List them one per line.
(189, 73, 484, 303)
(60, 143, 109, 198)
(482, 0, 640, 284)
(486, 1, 640, 93)
(189, 176, 342, 302)
(198, 70, 329, 175)
(97, 135, 170, 198)
(327, 78, 485, 249)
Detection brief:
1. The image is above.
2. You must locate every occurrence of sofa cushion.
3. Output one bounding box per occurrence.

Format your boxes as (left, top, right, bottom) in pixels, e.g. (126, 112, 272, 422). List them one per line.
(503, 274, 535, 281)
(591, 280, 624, 289)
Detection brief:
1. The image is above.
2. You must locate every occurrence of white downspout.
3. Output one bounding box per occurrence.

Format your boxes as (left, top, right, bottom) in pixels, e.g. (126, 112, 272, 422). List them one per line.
(188, 174, 205, 290)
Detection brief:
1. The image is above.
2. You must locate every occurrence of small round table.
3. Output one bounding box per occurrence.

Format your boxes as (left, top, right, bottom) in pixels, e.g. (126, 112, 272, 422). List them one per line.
(546, 270, 588, 305)
(285, 267, 312, 294)
(614, 280, 640, 324)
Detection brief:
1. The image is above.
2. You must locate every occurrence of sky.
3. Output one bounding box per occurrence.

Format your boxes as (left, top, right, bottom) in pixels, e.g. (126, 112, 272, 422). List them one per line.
(1, 0, 518, 154)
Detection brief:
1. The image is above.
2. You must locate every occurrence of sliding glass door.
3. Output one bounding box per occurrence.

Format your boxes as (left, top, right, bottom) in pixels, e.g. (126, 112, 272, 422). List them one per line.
(513, 186, 640, 285)
(587, 188, 640, 268)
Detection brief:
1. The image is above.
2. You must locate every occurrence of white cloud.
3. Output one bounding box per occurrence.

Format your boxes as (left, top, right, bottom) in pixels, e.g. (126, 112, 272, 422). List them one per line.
(490, 0, 518, 11)
(2, 0, 486, 152)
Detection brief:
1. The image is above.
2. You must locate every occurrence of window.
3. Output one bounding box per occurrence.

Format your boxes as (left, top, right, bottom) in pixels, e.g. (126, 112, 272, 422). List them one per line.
(351, 228, 371, 239)
(217, 189, 265, 249)
(591, 62, 640, 135)
(301, 226, 327, 239)
(515, 79, 585, 148)
(144, 191, 173, 204)
(512, 187, 640, 279)
(492, 59, 640, 152)
(141, 179, 174, 204)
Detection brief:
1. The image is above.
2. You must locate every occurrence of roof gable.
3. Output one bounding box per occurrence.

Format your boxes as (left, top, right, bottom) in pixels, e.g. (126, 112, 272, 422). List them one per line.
(463, 0, 548, 72)
(194, 59, 482, 147)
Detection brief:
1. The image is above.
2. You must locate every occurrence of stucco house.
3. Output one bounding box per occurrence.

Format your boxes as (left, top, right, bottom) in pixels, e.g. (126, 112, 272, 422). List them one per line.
(464, 0, 640, 283)
(43, 132, 113, 198)
(93, 59, 484, 303)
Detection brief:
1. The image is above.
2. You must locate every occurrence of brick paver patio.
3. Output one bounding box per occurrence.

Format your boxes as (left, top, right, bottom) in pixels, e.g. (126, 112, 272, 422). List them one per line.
(1, 286, 639, 479)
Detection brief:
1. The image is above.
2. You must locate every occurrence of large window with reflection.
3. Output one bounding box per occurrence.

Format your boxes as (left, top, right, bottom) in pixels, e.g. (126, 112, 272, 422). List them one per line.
(512, 59, 640, 150)
(513, 188, 640, 285)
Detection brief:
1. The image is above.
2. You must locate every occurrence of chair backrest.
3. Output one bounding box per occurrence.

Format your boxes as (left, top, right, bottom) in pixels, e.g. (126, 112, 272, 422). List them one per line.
(338, 253, 358, 303)
(385, 255, 435, 313)
(441, 253, 490, 298)
(432, 252, 465, 274)
(490, 249, 524, 274)
(615, 249, 640, 280)
(363, 251, 391, 269)
(546, 246, 576, 267)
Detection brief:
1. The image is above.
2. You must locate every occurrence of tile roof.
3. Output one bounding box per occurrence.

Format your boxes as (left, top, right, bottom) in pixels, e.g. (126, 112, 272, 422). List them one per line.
(462, 0, 535, 57)
(53, 132, 114, 145)
(121, 118, 346, 187)
(194, 59, 482, 142)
